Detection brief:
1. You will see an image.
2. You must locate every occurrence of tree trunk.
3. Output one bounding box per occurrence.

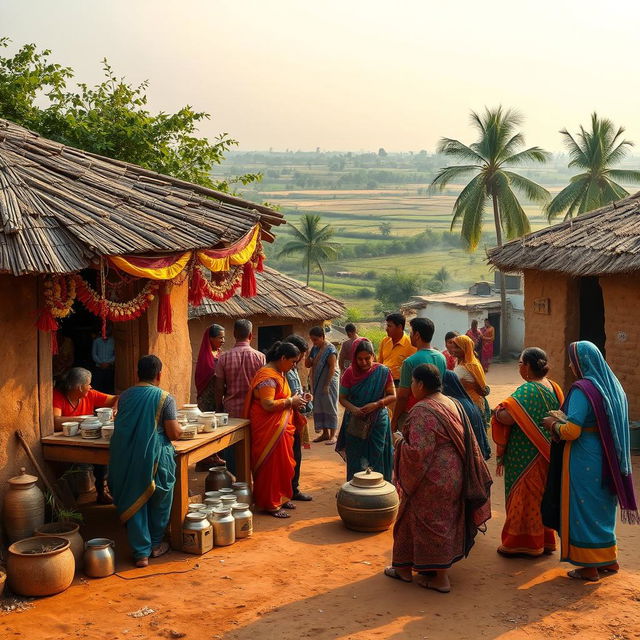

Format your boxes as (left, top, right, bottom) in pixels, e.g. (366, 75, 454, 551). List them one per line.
(492, 194, 509, 361)
(306, 252, 311, 285)
(317, 261, 326, 291)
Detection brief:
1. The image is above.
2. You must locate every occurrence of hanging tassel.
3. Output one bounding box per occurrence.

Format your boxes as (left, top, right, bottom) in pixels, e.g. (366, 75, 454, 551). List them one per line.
(188, 268, 206, 307)
(51, 330, 59, 355)
(157, 282, 173, 333)
(241, 261, 257, 297)
(256, 252, 265, 272)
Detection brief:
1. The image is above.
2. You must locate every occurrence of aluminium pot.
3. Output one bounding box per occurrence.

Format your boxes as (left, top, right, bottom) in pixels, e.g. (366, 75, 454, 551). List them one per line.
(83, 538, 115, 578)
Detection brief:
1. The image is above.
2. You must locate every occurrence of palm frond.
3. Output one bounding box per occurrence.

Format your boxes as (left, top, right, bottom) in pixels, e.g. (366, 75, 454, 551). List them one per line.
(560, 128, 589, 169)
(502, 171, 550, 203)
(494, 172, 531, 240)
(599, 177, 629, 204)
(429, 165, 480, 193)
(435, 138, 486, 164)
(545, 177, 589, 221)
(449, 174, 486, 230)
(604, 140, 633, 166)
(503, 146, 551, 166)
(606, 169, 640, 185)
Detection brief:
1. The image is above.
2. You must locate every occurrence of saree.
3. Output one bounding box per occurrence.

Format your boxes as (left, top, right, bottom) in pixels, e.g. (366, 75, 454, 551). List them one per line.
(453, 335, 490, 423)
(244, 367, 296, 511)
(443, 370, 491, 460)
(109, 385, 172, 523)
(480, 326, 495, 371)
(310, 342, 339, 431)
(492, 380, 563, 556)
(392, 397, 492, 570)
(336, 363, 393, 481)
(543, 341, 638, 567)
(195, 331, 221, 411)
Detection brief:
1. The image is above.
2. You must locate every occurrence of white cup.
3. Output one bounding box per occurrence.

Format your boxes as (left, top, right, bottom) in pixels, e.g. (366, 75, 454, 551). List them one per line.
(62, 421, 79, 437)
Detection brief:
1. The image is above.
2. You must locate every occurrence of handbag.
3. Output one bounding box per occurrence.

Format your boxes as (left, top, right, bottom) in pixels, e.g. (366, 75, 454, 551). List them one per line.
(346, 413, 374, 440)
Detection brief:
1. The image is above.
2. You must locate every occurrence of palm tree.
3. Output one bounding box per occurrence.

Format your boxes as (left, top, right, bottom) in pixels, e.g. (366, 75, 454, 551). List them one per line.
(546, 113, 640, 221)
(430, 106, 550, 356)
(278, 214, 340, 290)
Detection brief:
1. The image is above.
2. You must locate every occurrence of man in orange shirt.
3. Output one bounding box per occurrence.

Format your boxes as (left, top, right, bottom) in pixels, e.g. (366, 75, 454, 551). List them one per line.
(377, 313, 416, 385)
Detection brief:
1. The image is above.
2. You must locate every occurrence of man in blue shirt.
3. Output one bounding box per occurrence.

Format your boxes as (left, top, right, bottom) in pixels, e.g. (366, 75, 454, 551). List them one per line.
(92, 326, 116, 393)
(391, 317, 446, 430)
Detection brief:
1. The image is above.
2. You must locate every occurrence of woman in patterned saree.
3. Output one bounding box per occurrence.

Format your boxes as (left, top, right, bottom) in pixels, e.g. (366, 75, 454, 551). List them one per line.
(245, 341, 307, 518)
(492, 347, 563, 557)
(336, 338, 396, 481)
(542, 341, 638, 580)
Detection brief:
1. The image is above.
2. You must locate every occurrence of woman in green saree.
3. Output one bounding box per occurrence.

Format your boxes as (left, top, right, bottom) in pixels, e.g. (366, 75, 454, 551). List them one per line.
(109, 355, 182, 567)
(336, 338, 396, 481)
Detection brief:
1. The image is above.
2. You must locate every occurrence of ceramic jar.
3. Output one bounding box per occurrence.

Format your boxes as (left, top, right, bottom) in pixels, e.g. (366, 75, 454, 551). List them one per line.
(95, 407, 113, 423)
(204, 498, 222, 509)
(232, 503, 253, 539)
(199, 505, 217, 525)
(3, 468, 45, 543)
(179, 404, 202, 422)
(83, 538, 116, 578)
(182, 513, 213, 554)
(336, 468, 399, 532)
(188, 503, 206, 512)
(80, 417, 102, 439)
(220, 495, 237, 510)
(8, 536, 75, 596)
(204, 491, 221, 500)
(212, 507, 235, 546)
(35, 521, 84, 570)
(204, 466, 235, 492)
(231, 482, 252, 506)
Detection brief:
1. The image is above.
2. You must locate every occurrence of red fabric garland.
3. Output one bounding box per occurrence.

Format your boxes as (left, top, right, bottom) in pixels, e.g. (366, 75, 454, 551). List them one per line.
(241, 261, 257, 297)
(37, 308, 59, 354)
(188, 267, 207, 307)
(157, 284, 173, 334)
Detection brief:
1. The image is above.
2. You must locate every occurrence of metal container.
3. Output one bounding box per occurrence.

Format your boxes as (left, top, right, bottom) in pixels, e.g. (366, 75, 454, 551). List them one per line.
(83, 538, 116, 578)
(232, 503, 253, 539)
(182, 513, 213, 554)
(35, 521, 84, 570)
(212, 507, 235, 547)
(336, 468, 399, 532)
(80, 418, 103, 439)
(204, 466, 235, 492)
(3, 467, 45, 543)
(8, 536, 74, 596)
(204, 498, 222, 509)
(231, 482, 252, 505)
(218, 487, 234, 496)
(204, 491, 222, 500)
(220, 495, 237, 510)
(199, 505, 217, 525)
(188, 503, 206, 512)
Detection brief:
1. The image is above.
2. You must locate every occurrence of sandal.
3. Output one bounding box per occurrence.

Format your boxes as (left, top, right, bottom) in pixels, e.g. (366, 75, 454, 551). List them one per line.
(281, 501, 296, 510)
(269, 509, 290, 518)
(598, 563, 620, 574)
(135, 557, 149, 568)
(419, 581, 450, 594)
(151, 541, 170, 558)
(567, 569, 599, 582)
(324, 438, 337, 445)
(313, 435, 329, 443)
(384, 566, 412, 583)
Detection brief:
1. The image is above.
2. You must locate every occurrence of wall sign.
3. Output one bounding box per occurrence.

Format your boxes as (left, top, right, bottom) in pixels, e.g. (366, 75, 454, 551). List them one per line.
(533, 297, 550, 315)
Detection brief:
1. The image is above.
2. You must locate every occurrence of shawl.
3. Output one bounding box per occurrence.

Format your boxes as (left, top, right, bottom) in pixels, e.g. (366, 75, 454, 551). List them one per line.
(453, 335, 487, 390)
(195, 328, 221, 397)
(340, 337, 381, 387)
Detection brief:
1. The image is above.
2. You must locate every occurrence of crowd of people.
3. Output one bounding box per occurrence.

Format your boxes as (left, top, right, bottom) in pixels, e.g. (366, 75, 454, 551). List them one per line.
(51, 313, 638, 581)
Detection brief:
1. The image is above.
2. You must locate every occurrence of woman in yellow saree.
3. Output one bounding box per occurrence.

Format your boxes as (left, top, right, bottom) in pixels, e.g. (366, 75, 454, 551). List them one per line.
(244, 341, 307, 518)
(492, 348, 563, 556)
(451, 335, 489, 421)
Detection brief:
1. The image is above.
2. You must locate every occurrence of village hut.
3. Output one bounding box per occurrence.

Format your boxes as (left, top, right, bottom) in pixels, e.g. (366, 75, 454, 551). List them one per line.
(488, 191, 640, 419)
(188, 266, 345, 397)
(0, 118, 283, 500)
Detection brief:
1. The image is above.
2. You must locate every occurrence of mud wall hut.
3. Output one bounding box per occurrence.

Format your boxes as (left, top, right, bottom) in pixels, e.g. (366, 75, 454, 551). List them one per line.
(488, 192, 640, 419)
(188, 266, 345, 398)
(0, 118, 283, 505)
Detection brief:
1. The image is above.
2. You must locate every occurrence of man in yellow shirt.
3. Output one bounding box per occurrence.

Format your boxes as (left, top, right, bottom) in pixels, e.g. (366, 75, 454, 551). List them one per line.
(378, 313, 417, 385)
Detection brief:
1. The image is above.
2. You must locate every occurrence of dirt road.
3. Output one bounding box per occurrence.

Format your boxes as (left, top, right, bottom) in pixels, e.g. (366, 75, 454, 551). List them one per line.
(3, 365, 640, 639)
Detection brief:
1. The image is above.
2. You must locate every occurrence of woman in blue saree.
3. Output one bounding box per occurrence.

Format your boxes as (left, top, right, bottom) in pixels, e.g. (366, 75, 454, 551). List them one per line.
(337, 338, 396, 481)
(109, 355, 181, 567)
(543, 341, 638, 581)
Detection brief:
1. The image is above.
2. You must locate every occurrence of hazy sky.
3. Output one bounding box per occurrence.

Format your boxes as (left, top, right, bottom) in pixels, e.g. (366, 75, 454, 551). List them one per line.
(2, 0, 639, 152)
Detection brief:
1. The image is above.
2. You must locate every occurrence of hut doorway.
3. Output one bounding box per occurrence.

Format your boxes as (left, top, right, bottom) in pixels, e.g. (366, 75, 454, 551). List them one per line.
(258, 324, 293, 354)
(579, 276, 606, 357)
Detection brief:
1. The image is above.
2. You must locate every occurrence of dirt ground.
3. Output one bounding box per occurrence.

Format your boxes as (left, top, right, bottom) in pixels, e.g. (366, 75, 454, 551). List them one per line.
(3, 364, 640, 640)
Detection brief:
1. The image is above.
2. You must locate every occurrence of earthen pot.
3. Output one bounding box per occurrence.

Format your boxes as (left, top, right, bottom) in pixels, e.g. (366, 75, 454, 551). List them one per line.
(3, 467, 45, 543)
(35, 521, 84, 570)
(204, 465, 235, 492)
(336, 468, 399, 532)
(7, 536, 75, 596)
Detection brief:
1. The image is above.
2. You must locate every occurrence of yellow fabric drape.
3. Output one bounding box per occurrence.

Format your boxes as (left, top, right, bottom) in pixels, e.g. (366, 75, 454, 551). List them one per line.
(109, 251, 192, 280)
(196, 225, 260, 272)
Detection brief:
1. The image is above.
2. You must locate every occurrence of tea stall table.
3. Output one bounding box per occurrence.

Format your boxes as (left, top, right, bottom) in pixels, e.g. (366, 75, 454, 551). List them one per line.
(41, 418, 251, 549)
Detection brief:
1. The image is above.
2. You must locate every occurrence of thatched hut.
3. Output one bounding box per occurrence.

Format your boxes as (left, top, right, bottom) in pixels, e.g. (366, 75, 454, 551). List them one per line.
(188, 266, 345, 396)
(0, 118, 283, 498)
(488, 191, 640, 418)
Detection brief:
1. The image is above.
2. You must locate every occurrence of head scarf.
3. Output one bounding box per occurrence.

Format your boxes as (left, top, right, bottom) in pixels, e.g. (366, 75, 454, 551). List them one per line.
(195, 324, 224, 396)
(569, 341, 631, 475)
(340, 337, 381, 387)
(453, 335, 487, 390)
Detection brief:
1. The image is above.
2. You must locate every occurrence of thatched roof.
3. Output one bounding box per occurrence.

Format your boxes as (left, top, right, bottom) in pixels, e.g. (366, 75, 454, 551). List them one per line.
(488, 191, 640, 276)
(189, 266, 345, 322)
(0, 119, 284, 276)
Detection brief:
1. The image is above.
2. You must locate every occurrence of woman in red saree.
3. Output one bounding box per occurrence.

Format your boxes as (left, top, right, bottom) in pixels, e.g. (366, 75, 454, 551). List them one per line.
(194, 324, 225, 412)
(480, 319, 495, 372)
(244, 341, 307, 518)
(492, 348, 563, 556)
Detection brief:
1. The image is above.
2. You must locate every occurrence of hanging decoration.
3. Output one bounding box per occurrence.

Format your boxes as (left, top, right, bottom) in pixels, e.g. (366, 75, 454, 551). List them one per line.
(37, 275, 78, 354)
(157, 281, 173, 334)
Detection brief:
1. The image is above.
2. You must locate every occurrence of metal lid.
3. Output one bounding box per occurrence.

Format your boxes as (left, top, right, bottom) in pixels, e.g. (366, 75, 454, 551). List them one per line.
(186, 512, 207, 521)
(219, 487, 234, 494)
(213, 507, 231, 516)
(9, 467, 38, 486)
(208, 466, 228, 472)
(187, 503, 206, 511)
(351, 468, 385, 488)
(232, 482, 248, 488)
(232, 502, 249, 510)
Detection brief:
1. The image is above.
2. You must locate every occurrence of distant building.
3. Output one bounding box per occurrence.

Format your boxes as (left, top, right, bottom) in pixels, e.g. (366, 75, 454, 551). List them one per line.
(402, 277, 524, 356)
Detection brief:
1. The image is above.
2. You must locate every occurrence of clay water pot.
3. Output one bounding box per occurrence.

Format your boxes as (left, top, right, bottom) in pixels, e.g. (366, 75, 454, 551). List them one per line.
(3, 467, 45, 543)
(336, 468, 399, 532)
(204, 465, 235, 492)
(35, 521, 84, 570)
(7, 536, 75, 596)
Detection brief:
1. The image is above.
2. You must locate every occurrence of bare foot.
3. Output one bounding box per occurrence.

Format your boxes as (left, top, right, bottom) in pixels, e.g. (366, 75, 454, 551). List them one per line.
(567, 568, 599, 581)
(324, 438, 337, 445)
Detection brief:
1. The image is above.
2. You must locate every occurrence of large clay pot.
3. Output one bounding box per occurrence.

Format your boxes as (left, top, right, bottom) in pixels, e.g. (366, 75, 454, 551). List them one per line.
(35, 521, 84, 570)
(3, 467, 45, 543)
(7, 536, 75, 596)
(204, 465, 235, 492)
(336, 468, 399, 532)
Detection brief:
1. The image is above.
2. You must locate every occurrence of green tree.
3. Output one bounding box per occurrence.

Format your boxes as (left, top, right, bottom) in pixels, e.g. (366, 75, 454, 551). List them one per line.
(277, 214, 340, 290)
(430, 107, 550, 355)
(432, 266, 450, 287)
(375, 271, 422, 313)
(0, 38, 259, 192)
(546, 113, 640, 221)
(379, 221, 392, 237)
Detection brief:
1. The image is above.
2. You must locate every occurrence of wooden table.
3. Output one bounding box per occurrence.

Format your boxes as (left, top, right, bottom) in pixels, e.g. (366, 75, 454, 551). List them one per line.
(41, 419, 251, 549)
